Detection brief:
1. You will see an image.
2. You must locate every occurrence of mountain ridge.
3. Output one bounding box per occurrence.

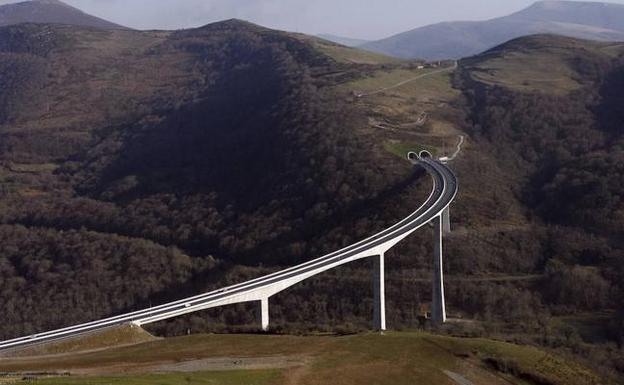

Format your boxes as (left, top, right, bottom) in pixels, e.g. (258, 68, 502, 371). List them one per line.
(0, 19, 622, 380)
(0, 0, 127, 30)
(317, 33, 370, 47)
(361, 0, 624, 60)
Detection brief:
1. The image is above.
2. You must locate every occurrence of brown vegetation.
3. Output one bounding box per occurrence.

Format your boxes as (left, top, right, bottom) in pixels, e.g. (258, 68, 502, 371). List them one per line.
(0, 20, 622, 382)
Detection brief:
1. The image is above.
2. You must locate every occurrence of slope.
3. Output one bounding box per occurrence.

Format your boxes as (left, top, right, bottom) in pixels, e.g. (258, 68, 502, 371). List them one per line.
(361, 0, 624, 60)
(451, 33, 624, 378)
(0, 0, 126, 30)
(1, 18, 624, 381)
(317, 33, 370, 47)
(0, 19, 427, 341)
(0, 332, 608, 385)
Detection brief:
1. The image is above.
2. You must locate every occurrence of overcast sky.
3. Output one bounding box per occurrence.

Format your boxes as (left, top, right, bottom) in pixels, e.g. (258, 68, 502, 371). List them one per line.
(2, 0, 624, 40)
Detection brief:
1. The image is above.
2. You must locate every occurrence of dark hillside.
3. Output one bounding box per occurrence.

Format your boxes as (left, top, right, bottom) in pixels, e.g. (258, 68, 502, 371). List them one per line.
(454, 34, 624, 375)
(1, 21, 624, 381)
(0, 21, 423, 339)
(460, 35, 624, 235)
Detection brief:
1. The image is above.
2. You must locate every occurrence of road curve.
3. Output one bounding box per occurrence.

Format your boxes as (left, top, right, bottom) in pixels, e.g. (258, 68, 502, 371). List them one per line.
(0, 157, 458, 352)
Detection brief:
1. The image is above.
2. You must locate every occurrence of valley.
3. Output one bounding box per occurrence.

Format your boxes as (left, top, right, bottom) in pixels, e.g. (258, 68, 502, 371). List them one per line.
(0, 0, 623, 383)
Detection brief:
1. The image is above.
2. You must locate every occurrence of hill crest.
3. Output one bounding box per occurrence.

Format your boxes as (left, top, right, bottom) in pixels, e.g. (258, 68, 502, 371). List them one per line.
(0, 0, 127, 30)
(361, 0, 624, 60)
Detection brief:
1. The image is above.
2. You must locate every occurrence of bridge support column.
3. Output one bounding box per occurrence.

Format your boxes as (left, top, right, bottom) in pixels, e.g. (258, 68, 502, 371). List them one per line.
(259, 298, 269, 331)
(373, 253, 386, 331)
(442, 207, 451, 234)
(432, 215, 447, 324)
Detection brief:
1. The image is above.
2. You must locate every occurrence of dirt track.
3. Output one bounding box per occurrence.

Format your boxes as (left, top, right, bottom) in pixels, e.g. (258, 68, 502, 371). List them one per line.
(63, 355, 310, 376)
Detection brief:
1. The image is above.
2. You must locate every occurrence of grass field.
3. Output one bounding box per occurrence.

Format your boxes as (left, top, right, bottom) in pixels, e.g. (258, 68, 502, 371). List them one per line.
(7, 325, 158, 358)
(339, 64, 463, 162)
(348, 68, 439, 93)
(31, 370, 281, 385)
(384, 140, 437, 159)
(290, 33, 400, 65)
(462, 37, 624, 95)
(314, 43, 400, 65)
(0, 332, 608, 385)
(465, 50, 581, 95)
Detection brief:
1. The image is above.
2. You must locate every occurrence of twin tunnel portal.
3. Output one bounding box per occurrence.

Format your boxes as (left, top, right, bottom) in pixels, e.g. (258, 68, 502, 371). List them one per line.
(0, 151, 458, 351)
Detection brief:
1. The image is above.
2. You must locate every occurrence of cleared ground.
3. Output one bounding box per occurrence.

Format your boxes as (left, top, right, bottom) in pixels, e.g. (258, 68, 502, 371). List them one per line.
(24, 370, 282, 385)
(462, 36, 624, 95)
(2, 325, 158, 358)
(0, 331, 606, 385)
(337, 62, 465, 164)
(291, 33, 401, 65)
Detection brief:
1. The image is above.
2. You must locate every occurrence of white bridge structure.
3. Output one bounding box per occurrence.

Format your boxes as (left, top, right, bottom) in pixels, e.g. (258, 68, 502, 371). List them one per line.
(0, 152, 457, 352)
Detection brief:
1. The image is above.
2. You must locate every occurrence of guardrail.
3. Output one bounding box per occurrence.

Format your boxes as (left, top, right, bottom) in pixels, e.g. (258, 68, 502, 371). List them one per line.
(0, 155, 457, 352)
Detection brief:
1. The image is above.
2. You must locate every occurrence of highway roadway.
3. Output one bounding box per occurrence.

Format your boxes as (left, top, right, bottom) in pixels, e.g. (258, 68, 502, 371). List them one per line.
(0, 154, 457, 352)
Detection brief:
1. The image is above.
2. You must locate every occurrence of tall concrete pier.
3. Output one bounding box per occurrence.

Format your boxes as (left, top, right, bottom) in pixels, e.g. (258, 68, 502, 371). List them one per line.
(260, 298, 270, 331)
(442, 207, 451, 234)
(431, 215, 447, 323)
(373, 253, 386, 331)
(0, 157, 458, 351)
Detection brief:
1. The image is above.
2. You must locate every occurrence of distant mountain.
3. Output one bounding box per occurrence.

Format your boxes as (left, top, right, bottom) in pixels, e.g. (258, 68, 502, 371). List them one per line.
(0, 0, 127, 29)
(317, 33, 370, 47)
(361, 0, 624, 60)
(1, 19, 624, 378)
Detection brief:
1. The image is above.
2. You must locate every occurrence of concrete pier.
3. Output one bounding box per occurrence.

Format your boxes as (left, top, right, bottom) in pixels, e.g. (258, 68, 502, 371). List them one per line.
(373, 253, 386, 331)
(431, 215, 447, 324)
(0, 158, 460, 351)
(260, 298, 269, 331)
(442, 207, 451, 234)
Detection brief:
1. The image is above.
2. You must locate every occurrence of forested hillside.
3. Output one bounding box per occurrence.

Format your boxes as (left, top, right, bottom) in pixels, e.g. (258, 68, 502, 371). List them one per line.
(453, 35, 624, 377)
(0, 20, 422, 339)
(0, 20, 623, 381)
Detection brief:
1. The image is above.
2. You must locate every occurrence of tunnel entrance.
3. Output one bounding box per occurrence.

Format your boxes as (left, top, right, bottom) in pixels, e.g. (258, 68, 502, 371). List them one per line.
(419, 150, 432, 159)
(407, 151, 432, 162)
